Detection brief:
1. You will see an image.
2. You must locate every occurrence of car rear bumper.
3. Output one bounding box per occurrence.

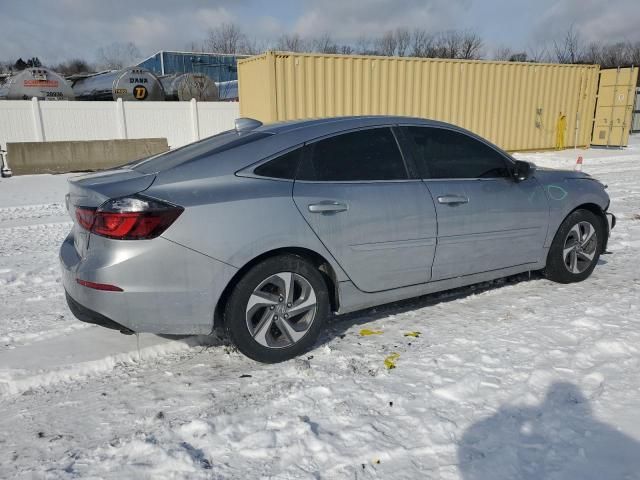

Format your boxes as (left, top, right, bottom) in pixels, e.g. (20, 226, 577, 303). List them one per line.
(60, 230, 238, 335)
(65, 291, 134, 333)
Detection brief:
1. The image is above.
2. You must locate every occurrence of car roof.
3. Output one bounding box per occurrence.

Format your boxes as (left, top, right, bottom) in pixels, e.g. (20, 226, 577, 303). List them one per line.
(146, 115, 510, 182)
(257, 115, 454, 136)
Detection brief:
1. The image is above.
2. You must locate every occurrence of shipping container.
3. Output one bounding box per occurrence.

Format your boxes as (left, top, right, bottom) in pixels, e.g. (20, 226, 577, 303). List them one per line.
(632, 87, 640, 133)
(238, 51, 600, 151)
(591, 67, 638, 146)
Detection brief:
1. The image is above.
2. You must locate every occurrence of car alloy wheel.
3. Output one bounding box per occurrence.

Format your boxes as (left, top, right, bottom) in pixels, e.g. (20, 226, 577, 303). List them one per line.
(544, 209, 603, 284)
(225, 254, 330, 362)
(563, 221, 598, 274)
(245, 272, 318, 349)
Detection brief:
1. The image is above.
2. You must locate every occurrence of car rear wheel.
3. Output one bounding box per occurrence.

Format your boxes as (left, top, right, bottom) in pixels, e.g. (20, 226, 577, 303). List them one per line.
(224, 254, 329, 363)
(544, 209, 604, 283)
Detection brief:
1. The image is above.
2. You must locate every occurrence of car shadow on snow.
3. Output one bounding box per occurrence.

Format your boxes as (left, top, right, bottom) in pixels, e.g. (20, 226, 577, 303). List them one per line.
(456, 381, 640, 479)
(318, 271, 544, 347)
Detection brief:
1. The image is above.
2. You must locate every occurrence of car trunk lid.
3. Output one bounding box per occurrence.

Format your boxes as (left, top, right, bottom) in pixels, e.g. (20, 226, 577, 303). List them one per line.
(66, 169, 156, 257)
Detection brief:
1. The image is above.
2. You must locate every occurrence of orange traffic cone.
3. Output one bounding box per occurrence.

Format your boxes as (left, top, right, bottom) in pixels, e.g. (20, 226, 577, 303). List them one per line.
(574, 155, 583, 172)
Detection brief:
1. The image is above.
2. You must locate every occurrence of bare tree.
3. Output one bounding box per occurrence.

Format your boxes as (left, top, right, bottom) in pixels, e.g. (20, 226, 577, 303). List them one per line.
(185, 40, 204, 53)
(493, 46, 513, 61)
(96, 42, 140, 70)
(205, 23, 247, 54)
(581, 42, 602, 65)
(553, 25, 583, 64)
(395, 28, 411, 56)
(580, 40, 640, 68)
(53, 59, 94, 75)
(243, 36, 269, 56)
(276, 33, 308, 52)
(509, 52, 528, 62)
(339, 44, 354, 55)
(355, 35, 376, 55)
(600, 42, 628, 68)
(411, 29, 435, 57)
(375, 31, 398, 56)
(435, 31, 462, 58)
(313, 33, 339, 54)
(0, 60, 13, 75)
(373, 29, 411, 56)
(626, 41, 640, 67)
(527, 43, 550, 63)
(459, 31, 483, 59)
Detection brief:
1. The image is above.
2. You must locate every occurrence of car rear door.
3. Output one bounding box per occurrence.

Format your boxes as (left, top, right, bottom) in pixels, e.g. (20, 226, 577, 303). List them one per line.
(399, 126, 549, 280)
(292, 127, 437, 293)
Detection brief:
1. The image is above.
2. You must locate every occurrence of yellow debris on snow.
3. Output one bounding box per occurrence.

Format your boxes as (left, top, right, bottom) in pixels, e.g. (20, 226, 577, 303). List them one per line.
(384, 353, 400, 369)
(404, 331, 421, 337)
(359, 329, 383, 336)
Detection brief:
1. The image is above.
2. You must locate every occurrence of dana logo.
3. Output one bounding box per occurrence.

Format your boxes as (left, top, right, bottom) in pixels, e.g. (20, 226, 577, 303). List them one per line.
(133, 85, 148, 100)
(129, 77, 148, 84)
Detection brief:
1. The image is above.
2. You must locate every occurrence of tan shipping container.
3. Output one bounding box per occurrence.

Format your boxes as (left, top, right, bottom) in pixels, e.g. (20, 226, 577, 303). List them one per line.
(238, 51, 600, 152)
(590, 67, 639, 146)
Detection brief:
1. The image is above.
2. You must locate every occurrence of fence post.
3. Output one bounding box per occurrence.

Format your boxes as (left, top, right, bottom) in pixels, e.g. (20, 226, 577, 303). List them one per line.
(116, 98, 128, 139)
(31, 97, 45, 142)
(190, 98, 200, 142)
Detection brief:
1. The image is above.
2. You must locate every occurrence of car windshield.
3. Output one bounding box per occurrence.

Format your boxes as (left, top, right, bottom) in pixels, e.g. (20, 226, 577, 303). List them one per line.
(128, 130, 272, 174)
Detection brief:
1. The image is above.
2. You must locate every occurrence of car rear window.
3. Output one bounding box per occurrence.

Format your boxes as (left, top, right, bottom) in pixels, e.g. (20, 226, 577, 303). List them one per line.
(253, 148, 302, 180)
(296, 128, 408, 182)
(130, 130, 272, 174)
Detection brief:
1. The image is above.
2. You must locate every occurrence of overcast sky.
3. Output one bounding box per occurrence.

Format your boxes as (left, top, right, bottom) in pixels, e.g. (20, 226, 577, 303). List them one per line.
(1, 0, 638, 64)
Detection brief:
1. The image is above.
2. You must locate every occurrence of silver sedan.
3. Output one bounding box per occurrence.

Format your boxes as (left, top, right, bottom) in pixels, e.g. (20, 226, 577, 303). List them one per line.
(60, 116, 615, 362)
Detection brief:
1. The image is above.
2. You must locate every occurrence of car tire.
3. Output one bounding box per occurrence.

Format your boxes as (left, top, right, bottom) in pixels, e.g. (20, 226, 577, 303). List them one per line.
(224, 254, 330, 363)
(544, 209, 604, 284)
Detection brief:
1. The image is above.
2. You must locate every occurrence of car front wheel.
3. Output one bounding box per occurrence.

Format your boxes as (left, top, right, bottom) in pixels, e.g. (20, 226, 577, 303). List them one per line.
(224, 254, 329, 363)
(544, 209, 604, 283)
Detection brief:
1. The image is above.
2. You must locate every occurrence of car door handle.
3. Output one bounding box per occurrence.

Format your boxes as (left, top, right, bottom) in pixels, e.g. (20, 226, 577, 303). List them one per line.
(437, 195, 469, 205)
(308, 202, 349, 213)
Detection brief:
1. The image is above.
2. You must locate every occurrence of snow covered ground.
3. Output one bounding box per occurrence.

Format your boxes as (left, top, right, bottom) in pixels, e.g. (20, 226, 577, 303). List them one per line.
(1, 138, 639, 479)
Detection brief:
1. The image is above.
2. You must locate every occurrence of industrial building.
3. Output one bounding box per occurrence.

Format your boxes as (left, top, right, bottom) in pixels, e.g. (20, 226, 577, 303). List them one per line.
(138, 51, 248, 83)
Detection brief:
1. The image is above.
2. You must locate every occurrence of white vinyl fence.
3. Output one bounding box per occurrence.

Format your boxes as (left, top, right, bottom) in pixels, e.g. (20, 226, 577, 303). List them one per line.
(0, 98, 240, 149)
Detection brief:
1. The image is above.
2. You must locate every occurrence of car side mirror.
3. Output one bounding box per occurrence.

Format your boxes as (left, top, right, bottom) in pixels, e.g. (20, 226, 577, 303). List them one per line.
(512, 160, 535, 182)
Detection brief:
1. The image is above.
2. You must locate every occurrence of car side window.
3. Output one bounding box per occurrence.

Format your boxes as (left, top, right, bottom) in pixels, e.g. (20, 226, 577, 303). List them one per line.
(297, 128, 408, 181)
(402, 126, 511, 179)
(253, 148, 302, 180)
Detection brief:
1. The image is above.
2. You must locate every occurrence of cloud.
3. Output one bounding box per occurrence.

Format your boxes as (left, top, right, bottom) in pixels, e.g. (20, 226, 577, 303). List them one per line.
(292, 0, 472, 41)
(532, 0, 639, 45)
(0, 0, 238, 64)
(0, 0, 637, 66)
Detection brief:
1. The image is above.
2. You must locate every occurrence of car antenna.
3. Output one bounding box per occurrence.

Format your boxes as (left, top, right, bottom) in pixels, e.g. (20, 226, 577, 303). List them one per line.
(234, 117, 263, 133)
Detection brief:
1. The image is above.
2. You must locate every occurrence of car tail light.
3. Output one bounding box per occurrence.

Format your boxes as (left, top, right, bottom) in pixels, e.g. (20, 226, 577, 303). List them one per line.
(75, 195, 183, 240)
(76, 207, 96, 230)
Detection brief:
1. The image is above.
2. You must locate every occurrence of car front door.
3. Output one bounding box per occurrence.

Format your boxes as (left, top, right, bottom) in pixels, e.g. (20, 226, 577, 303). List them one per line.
(292, 127, 437, 293)
(399, 126, 549, 281)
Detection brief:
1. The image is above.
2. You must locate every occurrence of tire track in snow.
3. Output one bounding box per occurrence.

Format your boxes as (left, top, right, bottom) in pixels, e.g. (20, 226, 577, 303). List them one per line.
(0, 203, 66, 224)
(0, 221, 71, 257)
